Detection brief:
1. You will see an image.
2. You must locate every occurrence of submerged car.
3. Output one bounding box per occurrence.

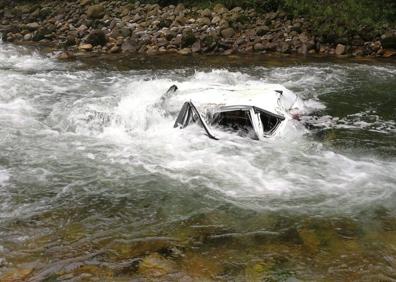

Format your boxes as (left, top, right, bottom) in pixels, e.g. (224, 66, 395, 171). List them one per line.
(163, 84, 302, 140)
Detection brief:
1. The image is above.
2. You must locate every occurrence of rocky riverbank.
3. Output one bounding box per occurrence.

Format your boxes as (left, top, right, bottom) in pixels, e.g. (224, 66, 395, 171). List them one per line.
(1, 0, 396, 59)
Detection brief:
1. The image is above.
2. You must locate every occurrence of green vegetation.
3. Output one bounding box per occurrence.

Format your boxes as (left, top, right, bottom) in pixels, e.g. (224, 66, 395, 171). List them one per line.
(282, 0, 396, 41)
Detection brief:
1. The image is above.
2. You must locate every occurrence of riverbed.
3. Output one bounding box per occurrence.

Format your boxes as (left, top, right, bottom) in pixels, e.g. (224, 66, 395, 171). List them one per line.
(0, 43, 395, 281)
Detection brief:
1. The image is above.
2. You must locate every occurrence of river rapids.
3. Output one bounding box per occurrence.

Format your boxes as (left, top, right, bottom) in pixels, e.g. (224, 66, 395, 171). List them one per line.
(0, 43, 395, 280)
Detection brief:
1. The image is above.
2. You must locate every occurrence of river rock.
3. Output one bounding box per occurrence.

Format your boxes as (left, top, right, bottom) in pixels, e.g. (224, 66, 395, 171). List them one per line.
(335, 43, 346, 55)
(109, 45, 120, 53)
(212, 16, 221, 24)
(213, 3, 227, 14)
(146, 46, 158, 55)
(23, 33, 32, 41)
(26, 22, 40, 31)
(178, 47, 191, 55)
(174, 15, 186, 25)
(56, 51, 75, 60)
(86, 29, 107, 46)
(253, 42, 264, 51)
(86, 5, 105, 19)
(32, 29, 46, 41)
(197, 17, 211, 26)
(221, 27, 235, 39)
(256, 26, 270, 36)
(383, 49, 396, 57)
(219, 19, 229, 29)
(39, 7, 52, 19)
(121, 38, 138, 53)
(174, 3, 185, 15)
(191, 40, 201, 53)
(80, 0, 91, 6)
(79, 43, 93, 50)
(201, 8, 211, 18)
(63, 34, 77, 47)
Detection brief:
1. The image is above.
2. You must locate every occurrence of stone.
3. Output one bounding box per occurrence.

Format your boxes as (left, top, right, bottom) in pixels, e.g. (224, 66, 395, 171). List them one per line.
(86, 30, 107, 46)
(39, 7, 52, 19)
(32, 29, 46, 41)
(223, 48, 234, 55)
(174, 15, 186, 25)
(146, 46, 158, 55)
(335, 43, 346, 55)
(109, 46, 120, 53)
(121, 38, 138, 53)
(197, 17, 211, 26)
(191, 40, 201, 53)
(383, 49, 396, 58)
(253, 42, 264, 51)
(26, 22, 40, 31)
(370, 41, 382, 52)
(221, 27, 235, 39)
(157, 37, 168, 47)
(201, 9, 211, 18)
(86, 5, 105, 19)
(256, 26, 270, 36)
(219, 19, 229, 29)
(159, 19, 172, 28)
(278, 42, 290, 53)
(120, 27, 131, 37)
(23, 33, 32, 41)
(231, 7, 243, 14)
(178, 48, 191, 55)
(297, 44, 308, 55)
(211, 16, 221, 24)
(291, 22, 302, 33)
(79, 43, 93, 50)
(174, 4, 185, 15)
(80, 0, 91, 6)
(213, 4, 227, 14)
(56, 51, 75, 60)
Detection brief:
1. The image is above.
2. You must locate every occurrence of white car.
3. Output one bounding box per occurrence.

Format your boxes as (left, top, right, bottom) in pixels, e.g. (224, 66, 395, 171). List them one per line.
(163, 84, 302, 140)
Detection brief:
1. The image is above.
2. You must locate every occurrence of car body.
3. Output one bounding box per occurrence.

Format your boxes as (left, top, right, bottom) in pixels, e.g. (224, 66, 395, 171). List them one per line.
(163, 84, 302, 140)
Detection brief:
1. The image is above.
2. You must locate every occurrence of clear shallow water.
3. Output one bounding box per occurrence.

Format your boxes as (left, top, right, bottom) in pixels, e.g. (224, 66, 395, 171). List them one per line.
(0, 43, 395, 281)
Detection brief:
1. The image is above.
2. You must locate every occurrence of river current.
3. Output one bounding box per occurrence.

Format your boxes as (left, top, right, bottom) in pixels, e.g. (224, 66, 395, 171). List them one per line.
(0, 42, 395, 280)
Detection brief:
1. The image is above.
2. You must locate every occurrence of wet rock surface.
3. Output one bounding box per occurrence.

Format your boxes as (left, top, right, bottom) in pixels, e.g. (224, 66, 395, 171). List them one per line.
(0, 0, 395, 57)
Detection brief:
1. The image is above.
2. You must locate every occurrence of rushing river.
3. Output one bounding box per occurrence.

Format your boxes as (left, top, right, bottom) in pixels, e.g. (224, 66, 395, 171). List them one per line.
(0, 42, 395, 281)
